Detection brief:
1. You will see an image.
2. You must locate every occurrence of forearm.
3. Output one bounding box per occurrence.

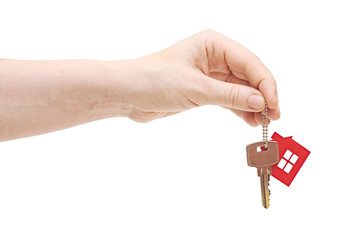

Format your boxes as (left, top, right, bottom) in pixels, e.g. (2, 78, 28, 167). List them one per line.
(0, 59, 133, 141)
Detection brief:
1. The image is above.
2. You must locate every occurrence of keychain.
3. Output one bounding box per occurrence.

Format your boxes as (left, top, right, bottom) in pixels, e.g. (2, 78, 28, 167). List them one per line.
(246, 103, 311, 208)
(246, 103, 279, 208)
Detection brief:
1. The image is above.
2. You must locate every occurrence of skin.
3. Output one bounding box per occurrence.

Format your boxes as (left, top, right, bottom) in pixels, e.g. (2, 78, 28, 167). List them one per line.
(0, 30, 280, 142)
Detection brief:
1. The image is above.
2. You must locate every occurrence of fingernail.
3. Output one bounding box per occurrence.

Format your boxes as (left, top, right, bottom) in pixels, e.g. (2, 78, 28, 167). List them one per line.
(248, 95, 265, 109)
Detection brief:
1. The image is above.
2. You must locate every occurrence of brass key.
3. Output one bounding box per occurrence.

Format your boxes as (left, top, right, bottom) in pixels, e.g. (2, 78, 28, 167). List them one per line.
(246, 141, 279, 208)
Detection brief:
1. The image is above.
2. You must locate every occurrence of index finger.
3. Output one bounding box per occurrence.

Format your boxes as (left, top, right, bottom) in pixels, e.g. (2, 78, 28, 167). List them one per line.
(241, 56, 278, 110)
(211, 32, 279, 109)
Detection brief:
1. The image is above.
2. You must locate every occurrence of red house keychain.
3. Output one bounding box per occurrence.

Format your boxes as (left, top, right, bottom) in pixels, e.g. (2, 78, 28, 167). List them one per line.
(271, 132, 311, 186)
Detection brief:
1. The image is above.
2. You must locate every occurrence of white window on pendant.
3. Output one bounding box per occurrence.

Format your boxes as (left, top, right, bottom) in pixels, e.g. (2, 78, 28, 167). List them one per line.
(283, 150, 292, 160)
(289, 154, 299, 164)
(277, 159, 287, 169)
(284, 163, 293, 173)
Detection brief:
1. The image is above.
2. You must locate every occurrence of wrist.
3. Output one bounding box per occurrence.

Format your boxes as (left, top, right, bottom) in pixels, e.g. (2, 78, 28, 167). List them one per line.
(93, 59, 138, 119)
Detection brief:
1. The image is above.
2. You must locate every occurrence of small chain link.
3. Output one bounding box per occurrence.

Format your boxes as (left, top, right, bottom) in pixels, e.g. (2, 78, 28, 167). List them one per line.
(262, 102, 268, 149)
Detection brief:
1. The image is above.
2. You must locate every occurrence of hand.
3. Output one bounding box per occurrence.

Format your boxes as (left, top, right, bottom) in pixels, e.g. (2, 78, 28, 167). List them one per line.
(0, 30, 280, 141)
(120, 30, 280, 126)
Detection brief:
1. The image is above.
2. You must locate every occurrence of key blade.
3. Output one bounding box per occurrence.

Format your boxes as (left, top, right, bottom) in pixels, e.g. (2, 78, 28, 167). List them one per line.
(260, 168, 271, 209)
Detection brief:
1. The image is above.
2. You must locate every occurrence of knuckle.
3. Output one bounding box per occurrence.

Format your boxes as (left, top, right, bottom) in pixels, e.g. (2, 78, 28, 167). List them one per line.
(201, 29, 218, 35)
(199, 29, 221, 41)
(243, 55, 260, 73)
(128, 109, 153, 123)
(257, 74, 273, 89)
(128, 115, 149, 123)
(227, 86, 240, 108)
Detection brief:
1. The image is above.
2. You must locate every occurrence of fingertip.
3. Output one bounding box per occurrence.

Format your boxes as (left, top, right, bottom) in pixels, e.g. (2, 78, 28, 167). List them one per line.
(246, 118, 259, 127)
(268, 105, 280, 120)
(248, 123, 259, 127)
(244, 112, 259, 127)
(229, 108, 259, 127)
(258, 78, 278, 110)
(255, 112, 263, 125)
(267, 91, 279, 110)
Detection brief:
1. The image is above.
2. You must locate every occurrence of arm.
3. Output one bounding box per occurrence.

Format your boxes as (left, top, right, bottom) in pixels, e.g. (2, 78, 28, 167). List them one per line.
(0, 59, 133, 141)
(0, 30, 280, 142)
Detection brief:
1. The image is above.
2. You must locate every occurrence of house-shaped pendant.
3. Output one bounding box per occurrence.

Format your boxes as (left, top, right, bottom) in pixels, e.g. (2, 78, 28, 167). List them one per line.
(271, 132, 311, 186)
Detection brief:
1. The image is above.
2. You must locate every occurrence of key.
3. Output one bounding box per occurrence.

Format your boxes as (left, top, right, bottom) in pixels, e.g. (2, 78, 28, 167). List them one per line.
(246, 141, 279, 208)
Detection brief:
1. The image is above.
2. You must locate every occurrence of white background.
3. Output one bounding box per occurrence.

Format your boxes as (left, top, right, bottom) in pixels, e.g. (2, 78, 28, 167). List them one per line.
(1, 0, 353, 239)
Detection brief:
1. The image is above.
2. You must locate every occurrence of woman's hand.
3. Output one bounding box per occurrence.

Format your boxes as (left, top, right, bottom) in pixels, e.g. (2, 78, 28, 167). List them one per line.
(121, 30, 280, 126)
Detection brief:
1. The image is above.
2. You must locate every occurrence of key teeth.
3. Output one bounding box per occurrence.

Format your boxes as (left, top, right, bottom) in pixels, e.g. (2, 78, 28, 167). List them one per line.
(269, 182, 271, 196)
(268, 182, 271, 208)
(267, 177, 271, 208)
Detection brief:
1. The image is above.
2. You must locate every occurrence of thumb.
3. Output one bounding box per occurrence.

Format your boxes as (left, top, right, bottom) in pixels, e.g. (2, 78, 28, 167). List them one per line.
(200, 76, 265, 111)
